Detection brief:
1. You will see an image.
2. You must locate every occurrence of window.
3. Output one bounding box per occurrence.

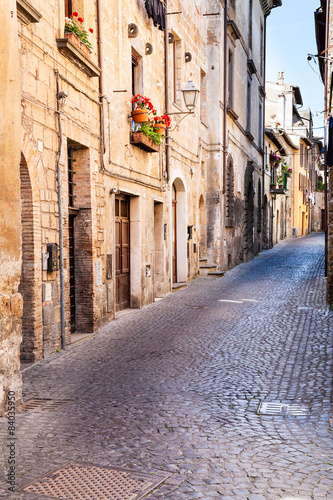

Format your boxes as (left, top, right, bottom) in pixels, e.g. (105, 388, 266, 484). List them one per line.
(258, 100, 263, 148)
(170, 37, 181, 105)
(132, 52, 139, 97)
(171, 41, 177, 103)
(300, 143, 304, 167)
(249, 0, 253, 50)
(65, 0, 72, 17)
(228, 50, 234, 109)
(246, 75, 251, 132)
(260, 23, 264, 76)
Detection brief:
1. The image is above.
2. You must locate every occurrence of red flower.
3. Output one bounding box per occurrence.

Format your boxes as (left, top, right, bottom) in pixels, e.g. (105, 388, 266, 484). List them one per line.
(69, 14, 73, 18)
(89, 28, 93, 33)
(72, 11, 78, 16)
(78, 17, 83, 22)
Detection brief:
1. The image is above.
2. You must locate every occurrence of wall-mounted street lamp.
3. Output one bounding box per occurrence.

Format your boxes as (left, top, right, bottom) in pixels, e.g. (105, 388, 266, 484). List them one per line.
(168, 80, 200, 117)
(181, 80, 199, 111)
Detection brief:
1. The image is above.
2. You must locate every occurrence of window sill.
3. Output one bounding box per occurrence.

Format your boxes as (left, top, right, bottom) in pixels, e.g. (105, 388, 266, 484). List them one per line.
(17, 0, 42, 24)
(227, 107, 239, 121)
(56, 38, 101, 78)
(130, 132, 160, 153)
(245, 131, 254, 142)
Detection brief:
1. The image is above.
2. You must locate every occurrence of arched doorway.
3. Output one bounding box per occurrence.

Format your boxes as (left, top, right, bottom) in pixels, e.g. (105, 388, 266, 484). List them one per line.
(199, 195, 206, 259)
(263, 195, 268, 249)
(244, 162, 254, 260)
(171, 178, 186, 284)
(276, 209, 280, 243)
(280, 200, 284, 240)
(19, 153, 43, 362)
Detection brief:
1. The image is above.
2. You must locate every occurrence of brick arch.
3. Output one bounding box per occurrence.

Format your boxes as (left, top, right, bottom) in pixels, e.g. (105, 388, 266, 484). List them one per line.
(19, 152, 43, 362)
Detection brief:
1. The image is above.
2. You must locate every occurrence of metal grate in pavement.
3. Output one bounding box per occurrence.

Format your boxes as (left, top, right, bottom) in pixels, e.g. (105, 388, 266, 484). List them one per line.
(258, 402, 308, 416)
(22, 462, 170, 499)
(24, 399, 72, 412)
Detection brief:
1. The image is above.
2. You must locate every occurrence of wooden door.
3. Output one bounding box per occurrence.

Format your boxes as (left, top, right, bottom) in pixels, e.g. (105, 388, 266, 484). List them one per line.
(68, 215, 76, 332)
(172, 199, 177, 283)
(115, 196, 130, 311)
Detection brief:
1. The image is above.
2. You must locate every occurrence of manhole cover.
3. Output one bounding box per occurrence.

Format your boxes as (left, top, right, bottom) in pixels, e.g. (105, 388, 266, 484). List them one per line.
(258, 402, 308, 416)
(24, 399, 72, 412)
(22, 462, 170, 499)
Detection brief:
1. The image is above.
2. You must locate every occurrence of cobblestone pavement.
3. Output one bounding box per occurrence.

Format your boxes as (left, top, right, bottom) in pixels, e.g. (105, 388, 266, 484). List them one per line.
(1, 233, 333, 499)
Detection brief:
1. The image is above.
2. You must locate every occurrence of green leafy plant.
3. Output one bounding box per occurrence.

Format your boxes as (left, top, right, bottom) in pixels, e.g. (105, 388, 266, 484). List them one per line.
(317, 180, 325, 192)
(65, 13, 93, 50)
(276, 174, 283, 185)
(137, 122, 162, 145)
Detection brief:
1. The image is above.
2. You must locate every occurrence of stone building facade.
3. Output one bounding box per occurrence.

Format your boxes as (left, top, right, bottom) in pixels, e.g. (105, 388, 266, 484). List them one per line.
(0, 0, 24, 416)
(315, 0, 333, 304)
(0, 0, 282, 414)
(265, 74, 321, 248)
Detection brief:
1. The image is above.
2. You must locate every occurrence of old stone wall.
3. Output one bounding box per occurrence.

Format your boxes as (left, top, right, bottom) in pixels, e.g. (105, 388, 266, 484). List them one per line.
(0, 0, 23, 415)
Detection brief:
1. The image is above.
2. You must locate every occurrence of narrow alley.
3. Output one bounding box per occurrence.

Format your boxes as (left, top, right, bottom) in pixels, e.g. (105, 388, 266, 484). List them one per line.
(1, 233, 332, 499)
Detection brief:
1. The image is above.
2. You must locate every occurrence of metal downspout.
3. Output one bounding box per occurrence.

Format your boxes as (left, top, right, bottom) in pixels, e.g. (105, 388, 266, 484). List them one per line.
(97, 0, 105, 170)
(55, 70, 66, 349)
(164, 0, 170, 181)
(223, 0, 228, 194)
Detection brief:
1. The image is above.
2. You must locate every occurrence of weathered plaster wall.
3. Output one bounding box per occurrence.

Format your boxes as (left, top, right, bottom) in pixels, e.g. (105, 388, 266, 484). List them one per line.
(0, 0, 23, 415)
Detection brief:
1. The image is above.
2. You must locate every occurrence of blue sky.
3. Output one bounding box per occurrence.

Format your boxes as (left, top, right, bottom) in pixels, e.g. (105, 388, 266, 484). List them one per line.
(266, 0, 324, 135)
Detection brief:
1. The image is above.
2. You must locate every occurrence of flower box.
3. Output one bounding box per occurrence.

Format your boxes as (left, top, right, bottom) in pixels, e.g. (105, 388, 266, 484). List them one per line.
(64, 32, 91, 57)
(130, 132, 160, 152)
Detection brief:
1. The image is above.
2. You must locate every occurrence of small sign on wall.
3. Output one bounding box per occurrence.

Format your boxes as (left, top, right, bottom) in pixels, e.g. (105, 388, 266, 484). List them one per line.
(95, 261, 103, 286)
(106, 254, 112, 279)
(146, 265, 151, 277)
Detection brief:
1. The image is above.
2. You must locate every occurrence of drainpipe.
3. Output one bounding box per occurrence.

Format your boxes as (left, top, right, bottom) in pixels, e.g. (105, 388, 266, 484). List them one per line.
(55, 70, 66, 350)
(324, 0, 329, 277)
(222, 0, 228, 194)
(97, 0, 105, 170)
(164, 0, 170, 181)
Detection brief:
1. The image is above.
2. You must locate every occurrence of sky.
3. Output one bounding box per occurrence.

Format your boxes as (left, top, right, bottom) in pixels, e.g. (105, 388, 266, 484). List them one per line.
(266, 0, 324, 135)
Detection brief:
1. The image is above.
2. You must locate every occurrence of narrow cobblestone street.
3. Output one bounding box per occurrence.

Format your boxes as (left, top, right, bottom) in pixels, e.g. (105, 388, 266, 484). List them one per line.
(1, 233, 332, 499)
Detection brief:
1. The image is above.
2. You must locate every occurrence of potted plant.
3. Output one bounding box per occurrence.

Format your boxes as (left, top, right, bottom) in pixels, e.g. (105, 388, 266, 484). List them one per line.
(269, 153, 281, 167)
(152, 114, 171, 135)
(137, 121, 163, 145)
(64, 13, 93, 56)
(276, 174, 284, 188)
(130, 94, 156, 123)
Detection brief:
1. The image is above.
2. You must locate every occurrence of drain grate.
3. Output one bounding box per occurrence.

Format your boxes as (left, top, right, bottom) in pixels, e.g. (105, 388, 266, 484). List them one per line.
(24, 399, 72, 412)
(22, 462, 170, 499)
(258, 402, 308, 416)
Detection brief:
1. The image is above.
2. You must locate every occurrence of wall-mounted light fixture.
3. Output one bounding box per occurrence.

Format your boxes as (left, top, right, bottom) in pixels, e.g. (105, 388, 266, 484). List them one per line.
(168, 80, 200, 118)
(57, 90, 68, 109)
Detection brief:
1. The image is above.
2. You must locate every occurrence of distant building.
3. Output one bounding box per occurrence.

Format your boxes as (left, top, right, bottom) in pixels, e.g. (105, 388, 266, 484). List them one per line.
(265, 72, 319, 246)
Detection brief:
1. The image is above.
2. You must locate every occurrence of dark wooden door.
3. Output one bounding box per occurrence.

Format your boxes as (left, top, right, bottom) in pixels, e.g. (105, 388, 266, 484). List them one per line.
(116, 196, 130, 311)
(172, 199, 177, 283)
(68, 215, 76, 333)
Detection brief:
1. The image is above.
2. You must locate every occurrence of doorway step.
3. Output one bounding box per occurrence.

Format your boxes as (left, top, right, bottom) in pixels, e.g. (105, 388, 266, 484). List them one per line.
(199, 258, 225, 278)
